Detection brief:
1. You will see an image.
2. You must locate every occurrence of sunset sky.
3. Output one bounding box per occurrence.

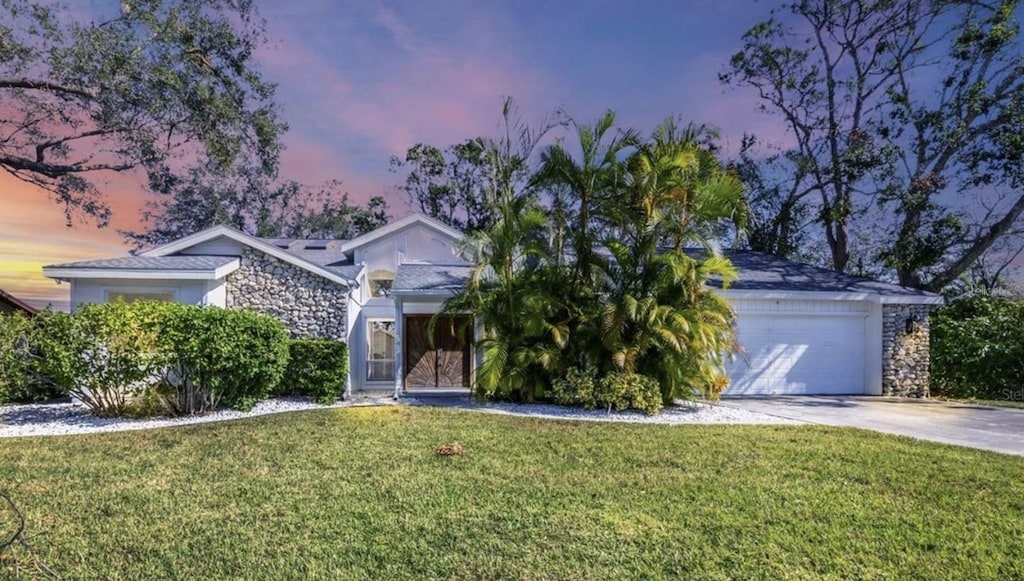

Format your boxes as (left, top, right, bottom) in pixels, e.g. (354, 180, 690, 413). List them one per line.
(3, 0, 791, 309)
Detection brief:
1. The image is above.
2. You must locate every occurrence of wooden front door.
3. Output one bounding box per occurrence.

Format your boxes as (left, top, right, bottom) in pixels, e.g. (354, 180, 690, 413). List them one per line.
(404, 315, 472, 389)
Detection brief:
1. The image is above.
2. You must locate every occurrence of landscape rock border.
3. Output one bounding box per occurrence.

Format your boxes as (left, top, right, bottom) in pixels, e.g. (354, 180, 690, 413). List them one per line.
(0, 395, 799, 438)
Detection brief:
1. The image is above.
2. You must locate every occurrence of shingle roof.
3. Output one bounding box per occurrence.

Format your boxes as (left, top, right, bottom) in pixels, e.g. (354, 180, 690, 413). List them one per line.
(705, 250, 938, 298)
(45, 255, 237, 270)
(394, 264, 472, 293)
(283, 248, 352, 268)
(256, 238, 350, 267)
(325, 264, 365, 280)
(391, 251, 937, 299)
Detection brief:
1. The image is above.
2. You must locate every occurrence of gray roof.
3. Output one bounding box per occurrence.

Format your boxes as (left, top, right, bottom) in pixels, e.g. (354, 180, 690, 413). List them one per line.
(45, 255, 237, 271)
(394, 264, 472, 293)
(257, 238, 350, 268)
(325, 264, 365, 280)
(284, 248, 352, 268)
(392, 251, 937, 299)
(706, 250, 938, 297)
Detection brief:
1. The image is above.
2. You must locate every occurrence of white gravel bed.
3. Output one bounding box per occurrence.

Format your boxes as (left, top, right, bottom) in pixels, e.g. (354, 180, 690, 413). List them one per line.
(443, 399, 801, 425)
(0, 395, 797, 438)
(0, 395, 409, 439)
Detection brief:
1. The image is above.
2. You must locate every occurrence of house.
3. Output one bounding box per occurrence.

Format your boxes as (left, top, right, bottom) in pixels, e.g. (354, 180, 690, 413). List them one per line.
(42, 214, 942, 398)
(0, 288, 38, 316)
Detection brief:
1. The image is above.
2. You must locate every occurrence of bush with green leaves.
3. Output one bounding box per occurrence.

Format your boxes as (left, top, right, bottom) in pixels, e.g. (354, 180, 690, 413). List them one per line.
(154, 305, 290, 414)
(550, 366, 598, 407)
(597, 372, 663, 415)
(0, 312, 33, 403)
(279, 339, 349, 404)
(551, 367, 663, 415)
(0, 312, 76, 404)
(16, 302, 290, 416)
(931, 294, 1024, 400)
(58, 302, 168, 416)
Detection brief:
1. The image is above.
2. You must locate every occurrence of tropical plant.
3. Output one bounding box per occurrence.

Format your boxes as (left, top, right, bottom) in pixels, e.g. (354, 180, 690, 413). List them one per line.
(594, 120, 745, 400)
(444, 192, 570, 401)
(444, 107, 747, 410)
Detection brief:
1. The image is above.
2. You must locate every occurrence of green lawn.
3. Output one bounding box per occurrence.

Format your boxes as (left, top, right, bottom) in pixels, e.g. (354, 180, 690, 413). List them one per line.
(2, 407, 1024, 580)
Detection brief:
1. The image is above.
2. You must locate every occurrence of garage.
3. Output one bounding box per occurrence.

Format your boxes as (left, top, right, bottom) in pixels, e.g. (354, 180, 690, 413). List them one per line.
(723, 298, 873, 396)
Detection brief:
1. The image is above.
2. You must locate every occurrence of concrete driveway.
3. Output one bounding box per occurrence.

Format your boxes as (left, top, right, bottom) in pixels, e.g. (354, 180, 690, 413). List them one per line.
(720, 396, 1024, 457)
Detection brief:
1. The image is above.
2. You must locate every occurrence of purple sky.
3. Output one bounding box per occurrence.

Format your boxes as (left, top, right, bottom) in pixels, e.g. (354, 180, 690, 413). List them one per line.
(5, 0, 797, 308)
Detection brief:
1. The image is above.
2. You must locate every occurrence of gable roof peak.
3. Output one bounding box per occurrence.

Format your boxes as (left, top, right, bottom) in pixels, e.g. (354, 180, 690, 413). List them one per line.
(339, 213, 463, 253)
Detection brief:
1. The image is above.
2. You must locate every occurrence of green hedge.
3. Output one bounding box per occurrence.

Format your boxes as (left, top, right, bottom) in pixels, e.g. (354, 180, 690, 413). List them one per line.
(279, 339, 349, 404)
(155, 305, 290, 414)
(3, 302, 291, 416)
(931, 294, 1024, 401)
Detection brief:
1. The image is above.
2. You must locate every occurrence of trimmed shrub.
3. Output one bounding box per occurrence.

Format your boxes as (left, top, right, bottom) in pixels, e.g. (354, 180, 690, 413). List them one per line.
(597, 372, 663, 415)
(550, 366, 598, 407)
(16, 302, 290, 417)
(155, 305, 290, 414)
(28, 303, 165, 416)
(280, 339, 349, 404)
(931, 294, 1024, 400)
(551, 367, 663, 415)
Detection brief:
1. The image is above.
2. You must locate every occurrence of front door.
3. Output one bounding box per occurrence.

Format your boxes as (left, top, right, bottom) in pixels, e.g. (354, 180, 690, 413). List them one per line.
(404, 315, 472, 389)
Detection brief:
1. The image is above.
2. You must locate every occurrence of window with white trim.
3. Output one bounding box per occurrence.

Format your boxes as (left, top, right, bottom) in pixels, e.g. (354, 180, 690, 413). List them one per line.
(107, 291, 174, 303)
(366, 319, 396, 381)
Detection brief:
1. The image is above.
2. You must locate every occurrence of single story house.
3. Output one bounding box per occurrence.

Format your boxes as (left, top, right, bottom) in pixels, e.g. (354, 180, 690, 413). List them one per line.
(43, 214, 942, 398)
(0, 288, 38, 316)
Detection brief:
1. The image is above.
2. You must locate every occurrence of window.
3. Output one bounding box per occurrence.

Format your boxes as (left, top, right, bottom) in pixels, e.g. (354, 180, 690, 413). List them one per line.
(367, 269, 395, 298)
(107, 291, 174, 303)
(367, 319, 396, 381)
(364, 239, 398, 299)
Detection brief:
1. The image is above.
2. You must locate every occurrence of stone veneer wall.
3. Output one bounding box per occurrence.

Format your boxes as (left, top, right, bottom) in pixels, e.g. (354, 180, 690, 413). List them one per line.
(226, 248, 348, 341)
(881, 304, 931, 397)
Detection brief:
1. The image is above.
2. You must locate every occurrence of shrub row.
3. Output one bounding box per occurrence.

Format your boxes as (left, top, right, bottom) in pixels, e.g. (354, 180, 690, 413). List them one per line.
(931, 294, 1024, 401)
(278, 339, 349, 404)
(0, 302, 349, 417)
(551, 366, 664, 415)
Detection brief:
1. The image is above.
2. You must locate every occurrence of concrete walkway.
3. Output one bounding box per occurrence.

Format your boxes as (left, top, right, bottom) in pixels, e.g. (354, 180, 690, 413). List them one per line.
(720, 396, 1024, 457)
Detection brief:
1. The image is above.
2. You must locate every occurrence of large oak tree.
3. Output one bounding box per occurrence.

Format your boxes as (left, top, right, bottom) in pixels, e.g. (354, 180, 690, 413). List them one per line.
(0, 0, 285, 225)
(723, 0, 1024, 291)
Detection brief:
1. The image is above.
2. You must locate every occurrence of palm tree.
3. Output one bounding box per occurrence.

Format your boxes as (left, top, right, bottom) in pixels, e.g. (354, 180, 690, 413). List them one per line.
(438, 101, 567, 400)
(534, 111, 640, 285)
(598, 119, 747, 400)
(445, 108, 748, 405)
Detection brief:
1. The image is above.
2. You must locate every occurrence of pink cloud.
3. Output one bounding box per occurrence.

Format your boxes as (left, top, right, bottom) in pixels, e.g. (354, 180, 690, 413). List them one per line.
(259, 5, 563, 160)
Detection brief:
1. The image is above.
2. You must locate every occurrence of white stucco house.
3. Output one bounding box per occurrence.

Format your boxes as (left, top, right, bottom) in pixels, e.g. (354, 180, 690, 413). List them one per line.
(43, 213, 942, 398)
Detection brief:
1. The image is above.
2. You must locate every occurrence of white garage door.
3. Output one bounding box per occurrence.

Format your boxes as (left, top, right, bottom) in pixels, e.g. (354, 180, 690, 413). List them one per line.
(725, 313, 866, 395)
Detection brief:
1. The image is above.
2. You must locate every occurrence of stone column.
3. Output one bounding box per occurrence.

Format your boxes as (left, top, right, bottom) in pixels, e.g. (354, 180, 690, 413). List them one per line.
(881, 304, 932, 397)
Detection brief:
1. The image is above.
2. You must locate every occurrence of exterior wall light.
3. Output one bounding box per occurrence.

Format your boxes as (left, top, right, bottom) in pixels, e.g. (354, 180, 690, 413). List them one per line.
(905, 315, 918, 334)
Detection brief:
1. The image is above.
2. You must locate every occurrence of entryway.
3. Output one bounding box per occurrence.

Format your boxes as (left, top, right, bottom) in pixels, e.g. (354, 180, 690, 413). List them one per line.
(403, 315, 473, 390)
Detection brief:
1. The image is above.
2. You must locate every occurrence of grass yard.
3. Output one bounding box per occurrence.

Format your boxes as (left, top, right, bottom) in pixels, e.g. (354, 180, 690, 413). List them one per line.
(2, 406, 1024, 580)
